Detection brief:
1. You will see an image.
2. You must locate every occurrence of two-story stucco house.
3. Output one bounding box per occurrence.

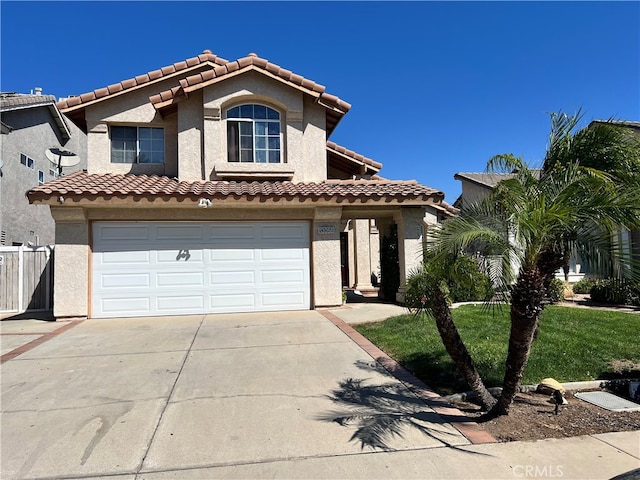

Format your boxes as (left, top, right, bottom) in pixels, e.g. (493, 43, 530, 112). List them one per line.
(1, 90, 86, 246)
(28, 50, 452, 319)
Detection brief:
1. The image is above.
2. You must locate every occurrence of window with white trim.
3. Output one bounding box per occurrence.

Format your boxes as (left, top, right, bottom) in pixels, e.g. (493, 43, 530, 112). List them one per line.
(20, 153, 35, 169)
(38, 170, 45, 185)
(110, 126, 164, 164)
(226, 104, 282, 163)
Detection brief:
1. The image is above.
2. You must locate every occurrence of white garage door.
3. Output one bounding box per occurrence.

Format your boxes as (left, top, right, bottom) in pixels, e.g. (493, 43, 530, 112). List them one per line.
(92, 221, 310, 318)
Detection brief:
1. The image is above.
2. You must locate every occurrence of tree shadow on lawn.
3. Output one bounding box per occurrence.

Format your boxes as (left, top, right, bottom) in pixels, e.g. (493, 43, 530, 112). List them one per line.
(316, 360, 492, 454)
(396, 352, 504, 397)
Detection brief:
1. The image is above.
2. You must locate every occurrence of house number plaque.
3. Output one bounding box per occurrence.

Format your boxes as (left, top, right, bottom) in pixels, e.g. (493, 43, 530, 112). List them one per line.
(317, 225, 336, 235)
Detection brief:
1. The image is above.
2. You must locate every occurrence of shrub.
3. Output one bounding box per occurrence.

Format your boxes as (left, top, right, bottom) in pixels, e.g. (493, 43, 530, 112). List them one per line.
(589, 278, 640, 306)
(573, 277, 597, 294)
(546, 278, 566, 304)
(404, 254, 493, 310)
(447, 255, 494, 303)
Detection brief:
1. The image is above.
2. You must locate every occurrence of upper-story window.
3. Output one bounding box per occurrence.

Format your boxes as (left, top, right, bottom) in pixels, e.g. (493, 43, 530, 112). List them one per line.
(226, 104, 282, 163)
(111, 126, 164, 164)
(20, 153, 35, 169)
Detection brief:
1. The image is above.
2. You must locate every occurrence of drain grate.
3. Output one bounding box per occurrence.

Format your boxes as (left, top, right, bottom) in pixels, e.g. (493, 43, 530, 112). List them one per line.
(574, 391, 640, 412)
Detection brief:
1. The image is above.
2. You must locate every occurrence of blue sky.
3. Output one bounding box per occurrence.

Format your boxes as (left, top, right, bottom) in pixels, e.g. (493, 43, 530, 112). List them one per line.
(2, 1, 638, 201)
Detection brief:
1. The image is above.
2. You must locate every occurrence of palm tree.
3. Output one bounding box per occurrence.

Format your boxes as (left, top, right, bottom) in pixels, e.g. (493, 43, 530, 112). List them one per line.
(412, 111, 640, 416)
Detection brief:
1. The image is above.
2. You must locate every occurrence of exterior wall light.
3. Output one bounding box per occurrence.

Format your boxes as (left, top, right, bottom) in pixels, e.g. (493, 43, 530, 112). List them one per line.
(198, 198, 212, 208)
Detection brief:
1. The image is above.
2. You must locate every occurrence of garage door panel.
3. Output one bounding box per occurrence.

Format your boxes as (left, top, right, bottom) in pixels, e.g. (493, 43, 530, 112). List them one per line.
(210, 271, 255, 286)
(101, 273, 151, 288)
(261, 270, 304, 283)
(92, 221, 310, 318)
(209, 249, 255, 262)
(157, 249, 204, 263)
(96, 225, 150, 242)
(101, 250, 151, 264)
(100, 297, 151, 315)
(156, 225, 203, 240)
(261, 248, 305, 261)
(156, 272, 205, 287)
(207, 225, 256, 241)
(261, 292, 306, 307)
(157, 295, 205, 311)
(209, 293, 256, 310)
(261, 224, 305, 238)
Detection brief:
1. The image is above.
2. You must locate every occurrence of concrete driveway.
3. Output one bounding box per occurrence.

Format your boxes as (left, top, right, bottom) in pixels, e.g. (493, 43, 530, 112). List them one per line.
(1, 310, 470, 479)
(2, 309, 638, 480)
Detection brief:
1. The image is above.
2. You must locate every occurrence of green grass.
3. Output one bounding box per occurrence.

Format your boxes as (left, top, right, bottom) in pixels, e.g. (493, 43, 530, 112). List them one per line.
(354, 305, 640, 395)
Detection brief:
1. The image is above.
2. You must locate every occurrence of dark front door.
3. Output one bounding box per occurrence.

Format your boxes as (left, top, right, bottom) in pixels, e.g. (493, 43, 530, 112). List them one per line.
(340, 232, 349, 287)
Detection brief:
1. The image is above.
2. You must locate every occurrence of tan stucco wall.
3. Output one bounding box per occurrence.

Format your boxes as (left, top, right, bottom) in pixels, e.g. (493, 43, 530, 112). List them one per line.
(50, 207, 89, 318)
(82, 70, 328, 183)
(178, 90, 203, 180)
(199, 71, 327, 182)
(312, 207, 343, 307)
(394, 207, 426, 302)
(84, 76, 181, 177)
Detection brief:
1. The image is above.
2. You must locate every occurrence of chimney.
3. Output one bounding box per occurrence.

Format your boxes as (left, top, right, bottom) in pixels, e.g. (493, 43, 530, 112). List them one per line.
(34, 87, 42, 96)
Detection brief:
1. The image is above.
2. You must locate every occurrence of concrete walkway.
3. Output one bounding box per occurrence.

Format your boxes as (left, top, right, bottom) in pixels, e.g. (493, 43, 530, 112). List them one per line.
(1, 309, 638, 479)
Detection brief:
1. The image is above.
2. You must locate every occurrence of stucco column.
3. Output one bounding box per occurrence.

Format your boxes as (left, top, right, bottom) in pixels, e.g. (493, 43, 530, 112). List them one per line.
(394, 207, 426, 303)
(50, 207, 89, 319)
(354, 219, 373, 290)
(179, 95, 205, 181)
(313, 207, 342, 307)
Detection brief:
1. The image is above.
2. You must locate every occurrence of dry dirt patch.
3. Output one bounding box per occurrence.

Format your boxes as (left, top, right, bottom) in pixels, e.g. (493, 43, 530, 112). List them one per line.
(455, 390, 640, 442)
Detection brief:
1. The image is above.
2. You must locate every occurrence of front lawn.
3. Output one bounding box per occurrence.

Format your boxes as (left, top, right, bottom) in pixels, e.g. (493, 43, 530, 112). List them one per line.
(354, 305, 640, 395)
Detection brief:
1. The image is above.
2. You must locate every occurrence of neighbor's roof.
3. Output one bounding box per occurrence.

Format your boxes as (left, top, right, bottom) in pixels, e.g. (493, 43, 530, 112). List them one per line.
(57, 50, 350, 135)
(1, 92, 71, 141)
(453, 172, 518, 189)
(590, 120, 640, 128)
(454, 170, 542, 190)
(27, 171, 444, 206)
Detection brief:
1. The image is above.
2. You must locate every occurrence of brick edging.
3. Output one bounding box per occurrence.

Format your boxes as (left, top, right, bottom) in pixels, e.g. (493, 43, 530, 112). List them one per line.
(318, 309, 497, 444)
(0, 320, 84, 364)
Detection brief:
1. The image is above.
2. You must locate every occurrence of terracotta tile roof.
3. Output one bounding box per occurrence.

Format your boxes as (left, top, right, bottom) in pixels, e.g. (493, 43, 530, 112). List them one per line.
(56, 50, 228, 111)
(326, 141, 382, 171)
(55, 50, 350, 121)
(439, 201, 460, 216)
(28, 171, 443, 205)
(149, 52, 351, 116)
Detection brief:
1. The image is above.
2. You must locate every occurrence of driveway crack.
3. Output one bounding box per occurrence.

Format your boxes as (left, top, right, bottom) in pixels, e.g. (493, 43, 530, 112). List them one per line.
(135, 315, 205, 477)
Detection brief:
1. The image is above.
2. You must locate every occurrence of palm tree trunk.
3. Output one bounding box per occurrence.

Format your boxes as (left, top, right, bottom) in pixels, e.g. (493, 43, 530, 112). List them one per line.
(431, 288, 497, 410)
(492, 267, 545, 416)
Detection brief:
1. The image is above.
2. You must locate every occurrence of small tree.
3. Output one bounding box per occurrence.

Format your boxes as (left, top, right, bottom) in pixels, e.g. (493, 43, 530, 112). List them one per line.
(410, 111, 640, 415)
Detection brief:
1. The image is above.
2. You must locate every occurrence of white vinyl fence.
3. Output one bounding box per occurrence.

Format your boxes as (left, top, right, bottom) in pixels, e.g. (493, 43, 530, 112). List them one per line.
(0, 246, 54, 313)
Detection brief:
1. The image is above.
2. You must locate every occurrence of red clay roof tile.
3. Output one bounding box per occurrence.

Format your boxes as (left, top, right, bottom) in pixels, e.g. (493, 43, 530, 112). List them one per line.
(326, 141, 382, 171)
(57, 50, 228, 111)
(27, 171, 443, 205)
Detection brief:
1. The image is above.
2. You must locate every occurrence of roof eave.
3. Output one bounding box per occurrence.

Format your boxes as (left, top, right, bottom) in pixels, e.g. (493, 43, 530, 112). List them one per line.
(29, 194, 443, 208)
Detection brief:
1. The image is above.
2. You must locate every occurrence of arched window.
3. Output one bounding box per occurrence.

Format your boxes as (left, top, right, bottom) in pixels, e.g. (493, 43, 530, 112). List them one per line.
(226, 104, 282, 163)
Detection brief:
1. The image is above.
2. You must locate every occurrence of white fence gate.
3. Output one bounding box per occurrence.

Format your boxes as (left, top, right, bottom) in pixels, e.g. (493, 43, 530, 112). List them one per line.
(0, 246, 54, 313)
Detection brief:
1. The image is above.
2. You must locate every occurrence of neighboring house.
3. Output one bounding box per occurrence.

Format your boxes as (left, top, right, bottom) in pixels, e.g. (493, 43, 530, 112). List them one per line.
(0, 90, 86, 246)
(28, 50, 453, 320)
(589, 120, 640, 266)
(454, 162, 640, 283)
